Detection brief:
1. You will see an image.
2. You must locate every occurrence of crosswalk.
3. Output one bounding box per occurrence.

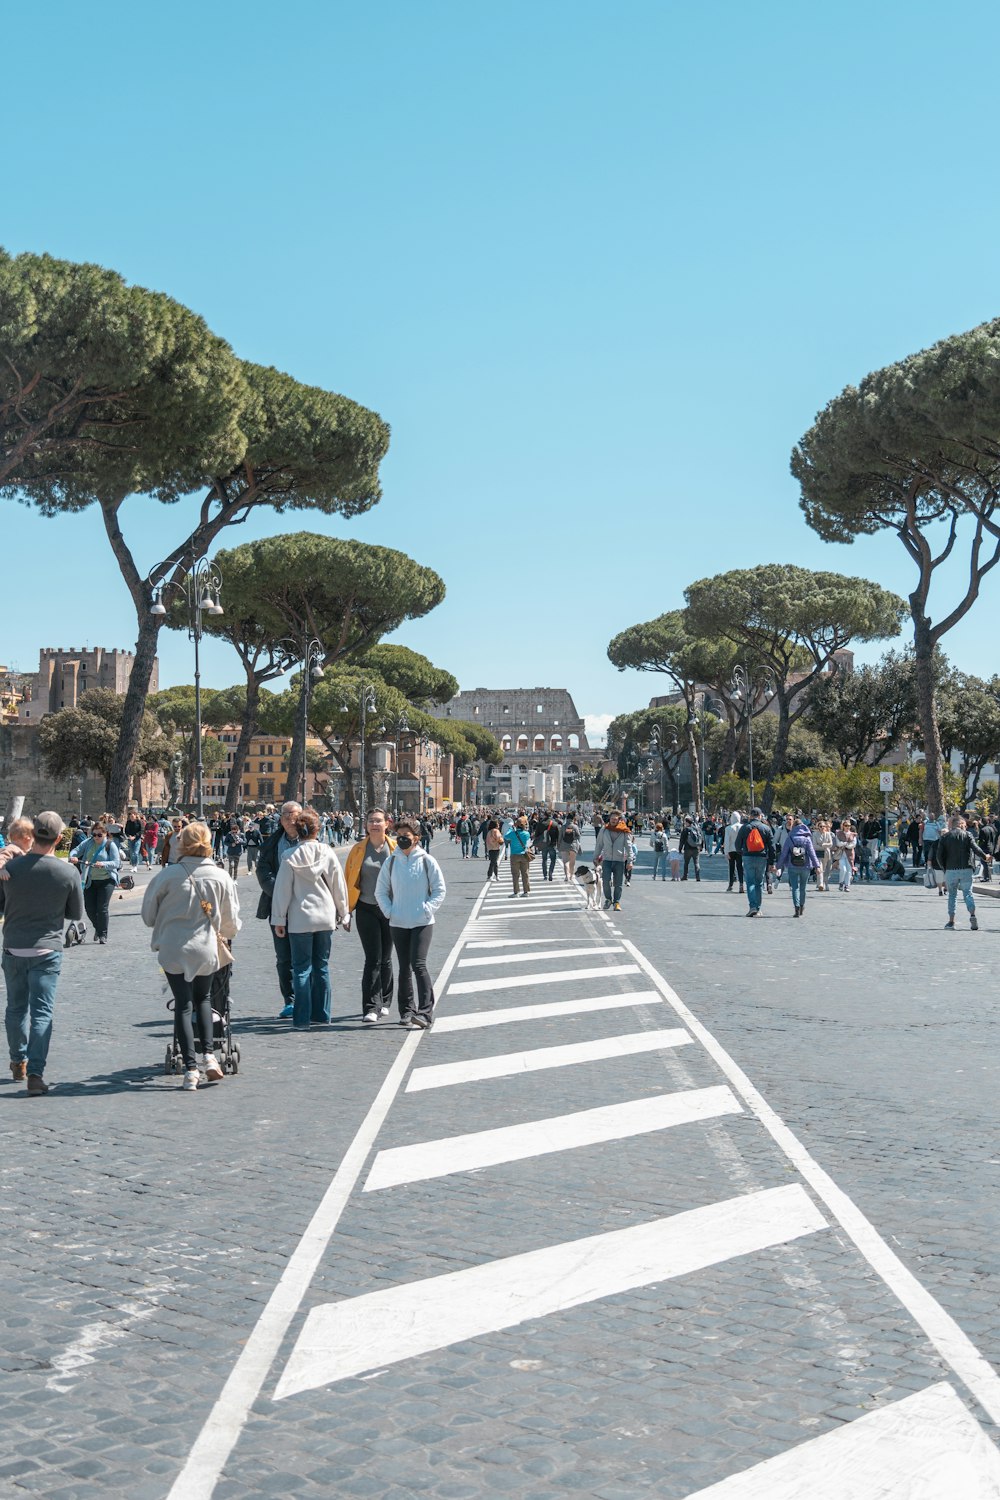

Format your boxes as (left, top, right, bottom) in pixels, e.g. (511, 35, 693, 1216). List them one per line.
(174, 866, 1000, 1499)
(270, 873, 1000, 1492)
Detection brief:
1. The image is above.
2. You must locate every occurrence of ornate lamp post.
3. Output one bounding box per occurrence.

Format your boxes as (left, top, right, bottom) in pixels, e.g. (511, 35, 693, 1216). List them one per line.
(149, 557, 223, 819)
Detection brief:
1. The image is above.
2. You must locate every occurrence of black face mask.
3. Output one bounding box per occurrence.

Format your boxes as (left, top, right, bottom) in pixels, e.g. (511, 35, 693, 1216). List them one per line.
(396, 836, 414, 850)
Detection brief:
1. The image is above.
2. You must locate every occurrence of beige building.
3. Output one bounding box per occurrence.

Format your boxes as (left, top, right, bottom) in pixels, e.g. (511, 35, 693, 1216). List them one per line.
(19, 646, 159, 722)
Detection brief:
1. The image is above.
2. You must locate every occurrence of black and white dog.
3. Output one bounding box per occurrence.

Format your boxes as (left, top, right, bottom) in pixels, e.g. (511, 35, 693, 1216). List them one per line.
(574, 863, 601, 909)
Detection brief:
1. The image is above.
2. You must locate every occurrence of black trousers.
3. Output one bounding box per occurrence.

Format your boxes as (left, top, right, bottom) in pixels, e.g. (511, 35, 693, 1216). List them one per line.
(166, 970, 213, 1070)
(727, 851, 743, 888)
(83, 879, 114, 940)
(682, 849, 700, 880)
(355, 901, 394, 1016)
(487, 848, 500, 879)
(390, 924, 435, 1020)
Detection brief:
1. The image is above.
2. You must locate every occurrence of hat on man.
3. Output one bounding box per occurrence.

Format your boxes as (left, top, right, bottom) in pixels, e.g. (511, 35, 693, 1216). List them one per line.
(33, 810, 65, 844)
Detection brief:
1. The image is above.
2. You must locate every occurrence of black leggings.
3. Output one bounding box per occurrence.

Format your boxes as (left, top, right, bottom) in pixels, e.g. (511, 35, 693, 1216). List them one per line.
(390, 925, 435, 1020)
(487, 848, 500, 879)
(84, 879, 114, 940)
(166, 970, 214, 1070)
(355, 901, 394, 1015)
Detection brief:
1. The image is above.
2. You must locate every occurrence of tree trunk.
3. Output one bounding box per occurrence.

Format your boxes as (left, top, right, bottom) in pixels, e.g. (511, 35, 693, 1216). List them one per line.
(762, 694, 792, 814)
(913, 612, 946, 817)
(663, 762, 679, 812)
(106, 610, 163, 816)
(684, 720, 702, 818)
(284, 677, 308, 802)
(719, 714, 738, 776)
(225, 677, 260, 814)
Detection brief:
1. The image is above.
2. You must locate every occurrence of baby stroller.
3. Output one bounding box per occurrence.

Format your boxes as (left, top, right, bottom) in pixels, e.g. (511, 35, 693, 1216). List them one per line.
(164, 962, 241, 1077)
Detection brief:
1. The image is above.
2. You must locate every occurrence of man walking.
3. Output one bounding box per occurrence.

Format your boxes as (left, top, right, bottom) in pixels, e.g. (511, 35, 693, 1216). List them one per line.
(939, 814, 988, 930)
(595, 811, 631, 911)
(2, 811, 84, 1095)
(735, 808, 776, 917)
(679, 816, 703, 882)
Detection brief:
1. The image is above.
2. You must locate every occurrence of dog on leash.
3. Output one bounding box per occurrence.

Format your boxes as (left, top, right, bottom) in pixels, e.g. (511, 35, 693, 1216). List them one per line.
(575, 863, 601, 909)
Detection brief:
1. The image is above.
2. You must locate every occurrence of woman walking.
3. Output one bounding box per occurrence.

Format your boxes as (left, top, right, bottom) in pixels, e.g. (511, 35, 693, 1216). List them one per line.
(271, 809, 349, 1030)
(812, 818, 833, 891)
(505, 815, 533, 897)
(142, 814, 160, 870)
(776, 816, 820, 917)
(141, 822, 240, 1090)
(484, 819, 503, 881)
(649, 821, 669, 881)
(70, 821, 121, 945)
(375, 815, 446, 1029)
(560, 814, 582, 881)
(344, 808, 396, 1023)
(835, 818, 857, 892)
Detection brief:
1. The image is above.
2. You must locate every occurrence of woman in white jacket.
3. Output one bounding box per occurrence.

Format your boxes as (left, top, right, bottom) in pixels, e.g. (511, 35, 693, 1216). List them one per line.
(272, 809, 349, 1029)
(141, 822, 241, 1090)
(375, 814, 446, 1030)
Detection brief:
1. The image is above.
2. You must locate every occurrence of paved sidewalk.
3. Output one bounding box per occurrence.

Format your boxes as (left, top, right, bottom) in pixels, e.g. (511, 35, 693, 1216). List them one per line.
(3, 838, 1000, 1497)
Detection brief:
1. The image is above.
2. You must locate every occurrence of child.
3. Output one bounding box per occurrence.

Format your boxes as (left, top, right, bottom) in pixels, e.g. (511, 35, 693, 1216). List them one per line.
(669, 845, 682, 881)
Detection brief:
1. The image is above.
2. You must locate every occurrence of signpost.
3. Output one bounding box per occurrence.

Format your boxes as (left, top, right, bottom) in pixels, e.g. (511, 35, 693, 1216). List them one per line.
(879, 771, 894, 845)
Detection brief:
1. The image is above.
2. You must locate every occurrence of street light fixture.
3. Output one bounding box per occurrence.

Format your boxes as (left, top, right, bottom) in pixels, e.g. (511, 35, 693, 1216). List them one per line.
(148, 556, 223, 819)
(730, 664, 775, 808)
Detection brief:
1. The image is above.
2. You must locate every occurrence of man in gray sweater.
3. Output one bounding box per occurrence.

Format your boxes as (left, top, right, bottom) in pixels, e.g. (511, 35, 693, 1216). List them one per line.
(1, 811, 84, 1095)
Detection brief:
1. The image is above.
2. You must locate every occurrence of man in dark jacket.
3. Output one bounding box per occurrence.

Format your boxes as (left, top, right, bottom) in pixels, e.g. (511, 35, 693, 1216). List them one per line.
(938, 815, 989, 930)
(1, 811, 84, 1094)
(679, 817, 703, 882)
(255, 800, 302, 1015)
(735, 809, 777, 917)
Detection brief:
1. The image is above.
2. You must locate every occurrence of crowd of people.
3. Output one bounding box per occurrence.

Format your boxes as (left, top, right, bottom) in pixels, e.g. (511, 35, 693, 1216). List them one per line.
(2, 791, 993, 1097)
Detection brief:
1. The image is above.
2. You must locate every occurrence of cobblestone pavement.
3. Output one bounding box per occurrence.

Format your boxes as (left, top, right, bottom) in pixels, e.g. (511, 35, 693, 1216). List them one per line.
(2, 837, 999, 1498)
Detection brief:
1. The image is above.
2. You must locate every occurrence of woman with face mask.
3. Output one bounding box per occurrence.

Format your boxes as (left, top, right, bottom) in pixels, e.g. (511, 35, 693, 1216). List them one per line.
(375, 814, 446, 1029)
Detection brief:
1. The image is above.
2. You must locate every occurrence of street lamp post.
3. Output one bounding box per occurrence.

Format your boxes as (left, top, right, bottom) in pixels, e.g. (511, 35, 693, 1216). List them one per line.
(301, 638, 324, 805)
(730, 664, 775, 809)
(149, 557, 223, 820)
(358, 683, 377, 828)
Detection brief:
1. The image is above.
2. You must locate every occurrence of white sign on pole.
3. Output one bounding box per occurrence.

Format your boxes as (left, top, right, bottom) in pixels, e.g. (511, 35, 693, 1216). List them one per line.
(879, 771, 895, 792)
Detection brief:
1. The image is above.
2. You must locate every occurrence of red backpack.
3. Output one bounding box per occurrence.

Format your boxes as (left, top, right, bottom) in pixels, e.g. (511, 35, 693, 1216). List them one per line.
(746, 826, 765, 855)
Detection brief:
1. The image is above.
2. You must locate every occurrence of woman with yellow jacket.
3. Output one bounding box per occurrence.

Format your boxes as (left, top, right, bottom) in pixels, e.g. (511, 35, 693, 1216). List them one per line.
(343, 807, 397, 1023)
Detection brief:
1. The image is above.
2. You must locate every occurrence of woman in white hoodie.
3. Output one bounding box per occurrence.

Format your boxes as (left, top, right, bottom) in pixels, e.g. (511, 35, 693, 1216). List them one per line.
(272, 808, 349, 1029)
(375, 814, 446, 1030)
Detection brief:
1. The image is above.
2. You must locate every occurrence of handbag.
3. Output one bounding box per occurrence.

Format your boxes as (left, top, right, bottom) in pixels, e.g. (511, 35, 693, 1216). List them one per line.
(184, 868, 233, 968)
(119, 872, 135, 891)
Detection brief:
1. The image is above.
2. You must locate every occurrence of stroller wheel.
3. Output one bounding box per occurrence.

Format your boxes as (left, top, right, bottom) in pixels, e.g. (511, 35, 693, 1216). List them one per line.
(164, 1045, 174, 1074)
(229, 1051, 239, 1074)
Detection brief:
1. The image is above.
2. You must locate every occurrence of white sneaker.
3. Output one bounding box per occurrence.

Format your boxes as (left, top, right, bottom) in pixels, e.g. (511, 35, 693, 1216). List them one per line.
(362, 1011, 378, 1024)
(182, 1070, 199, 1091)
(202, 1053, 224, 1081)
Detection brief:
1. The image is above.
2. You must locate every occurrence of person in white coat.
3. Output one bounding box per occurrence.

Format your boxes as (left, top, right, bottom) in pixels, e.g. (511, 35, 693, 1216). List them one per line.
(141, 822, 241, 1090)
(272, 808, 349, 1029)
(375, 814, 446, 1029)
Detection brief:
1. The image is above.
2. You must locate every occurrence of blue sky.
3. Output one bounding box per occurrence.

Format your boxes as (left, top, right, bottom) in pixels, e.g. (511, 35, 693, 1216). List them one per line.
(4, 1, 1000, 745)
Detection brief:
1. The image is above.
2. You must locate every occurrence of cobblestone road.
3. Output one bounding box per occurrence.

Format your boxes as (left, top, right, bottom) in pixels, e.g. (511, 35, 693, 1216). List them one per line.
(2, 837, 999, 1498)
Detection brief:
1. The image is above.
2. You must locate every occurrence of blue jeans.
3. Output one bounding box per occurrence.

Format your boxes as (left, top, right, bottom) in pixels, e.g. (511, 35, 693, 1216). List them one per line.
(787, 868, 808, 910)
(471, 836, 481, 858)
(271, 924, 293, 1005)
(3, 950, 62, 1077)
(461, 836, 471, 858)
(289, 930, 333, 1026)
(945, 868, 975, 917)
(601, 860, 625, 905)
(743, 855, 767, 912)
(541, 846, 558, 880)
(127, 836, 142, 869)
(651, 851, 668, 878)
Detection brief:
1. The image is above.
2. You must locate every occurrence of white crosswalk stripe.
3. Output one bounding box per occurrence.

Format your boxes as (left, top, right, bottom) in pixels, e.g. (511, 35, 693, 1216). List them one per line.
(406, 1026, 693, 1091)
(364, 1085, 740, 1190)
(458, 944, 623, 967)
(433, 989, 663, 1031)
(274, 1185, 827, 1398)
